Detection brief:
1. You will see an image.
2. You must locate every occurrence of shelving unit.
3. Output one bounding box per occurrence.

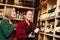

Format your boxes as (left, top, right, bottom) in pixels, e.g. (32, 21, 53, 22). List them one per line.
(0, 0, 35, 21)
(0, 1, 35, 34)
(45, 35, 53, 40)
(38, 0, 60, 40)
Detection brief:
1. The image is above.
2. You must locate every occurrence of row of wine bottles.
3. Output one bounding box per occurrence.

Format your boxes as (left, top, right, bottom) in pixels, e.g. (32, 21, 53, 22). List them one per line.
(0, 0, 33, 7)
(40, 22, 45, 32)
(47, 7, 56, 18)
(45, 22, 54, 34)
(40, 20, 60, 35)
(40, 8, 56, 20)
(16, 11, 24, 20)
(0, 0, 23, 5)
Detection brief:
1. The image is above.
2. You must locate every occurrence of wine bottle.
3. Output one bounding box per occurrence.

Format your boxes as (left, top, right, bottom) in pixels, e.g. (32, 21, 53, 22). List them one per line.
(50, 24, 54, 34)
(45, 24, 51, 33)
(31, 27, 40, 35)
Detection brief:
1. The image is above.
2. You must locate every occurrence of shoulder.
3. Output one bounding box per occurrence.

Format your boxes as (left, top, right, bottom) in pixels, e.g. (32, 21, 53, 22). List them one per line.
(2, 19, 7, 22)
(1, 19, 7, 24)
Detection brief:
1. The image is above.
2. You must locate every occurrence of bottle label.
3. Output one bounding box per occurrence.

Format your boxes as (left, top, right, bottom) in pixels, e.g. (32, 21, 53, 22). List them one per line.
(34, 28, 39, 33)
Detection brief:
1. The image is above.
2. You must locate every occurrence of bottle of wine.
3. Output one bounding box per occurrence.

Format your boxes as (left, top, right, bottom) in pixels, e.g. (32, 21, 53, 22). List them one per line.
(50, 24, 54, 34)
(45, 24, 51, 33)
(31, 27, 40, 35)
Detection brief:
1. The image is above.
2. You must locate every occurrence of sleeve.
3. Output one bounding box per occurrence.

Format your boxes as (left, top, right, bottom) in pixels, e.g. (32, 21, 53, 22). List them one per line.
(16, 23, 29, 39)
(0, 19, 14, 37)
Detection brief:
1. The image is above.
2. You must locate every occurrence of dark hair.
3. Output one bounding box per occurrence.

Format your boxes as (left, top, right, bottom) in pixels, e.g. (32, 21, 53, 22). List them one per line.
(24, 10, 33, 15)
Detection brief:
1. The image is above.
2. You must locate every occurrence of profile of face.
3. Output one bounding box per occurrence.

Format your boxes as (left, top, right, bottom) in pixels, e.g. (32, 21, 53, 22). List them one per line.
(25, 11, 33, 21)
(11, 8, 16, 18)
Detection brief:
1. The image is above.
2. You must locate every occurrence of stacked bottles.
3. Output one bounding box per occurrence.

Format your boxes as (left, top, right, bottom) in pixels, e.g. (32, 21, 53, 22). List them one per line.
(40, 22, 45, 32)
(16, 11, 24, 20)
(47, 5, 56, 18)
(45, 22, 54, 34)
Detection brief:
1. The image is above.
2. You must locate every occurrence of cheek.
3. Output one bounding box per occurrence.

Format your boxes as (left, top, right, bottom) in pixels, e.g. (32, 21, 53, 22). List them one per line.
(11, 12, 16, 17)
(26, 15, 32, 20)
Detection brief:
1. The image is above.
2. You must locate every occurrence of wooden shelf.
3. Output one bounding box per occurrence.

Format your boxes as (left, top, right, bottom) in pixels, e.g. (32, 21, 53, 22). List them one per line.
(6, 4, 14, 7)
(14, 5, 34, 10)
(47, 17, 55, 21)
(54, 35, 60, 38)
(45, 33, 53, 37)
(56, 16, 60, 19)
(40, 20, 45, 22)
(41, 10, 47, 14)
(39, 32, 44, 35)
(0, 3, 34, 10)
(0, 3, 5, 6)
(13, 18, 23, 21)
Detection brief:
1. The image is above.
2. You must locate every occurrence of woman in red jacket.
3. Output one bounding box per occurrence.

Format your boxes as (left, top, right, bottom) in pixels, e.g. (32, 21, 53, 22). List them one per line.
(16, 10, 36, 40)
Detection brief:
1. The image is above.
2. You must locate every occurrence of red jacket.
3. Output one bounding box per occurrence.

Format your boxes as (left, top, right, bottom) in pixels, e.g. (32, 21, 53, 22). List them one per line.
(16, 20, 36, 40)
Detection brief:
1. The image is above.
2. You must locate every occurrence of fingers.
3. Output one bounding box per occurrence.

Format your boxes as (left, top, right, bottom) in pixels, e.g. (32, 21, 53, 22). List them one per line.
(28, 32, 35, 38)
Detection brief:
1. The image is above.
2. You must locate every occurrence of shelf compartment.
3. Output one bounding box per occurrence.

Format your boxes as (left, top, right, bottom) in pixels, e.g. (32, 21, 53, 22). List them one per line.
(54, 35, 60, 38)
(13, 18, 23, 21)
(56, 16, 60, 19)
(39, 34, 44, 40)
(54, 37, 60, 40)
(0, 3, 6, 6)
(45, 35, 53, 40)
(47, 17, 55, 21)
(14, 5, 34, 10)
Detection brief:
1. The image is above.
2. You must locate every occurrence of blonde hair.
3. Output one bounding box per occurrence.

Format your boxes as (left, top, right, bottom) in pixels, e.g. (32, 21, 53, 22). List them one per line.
(5, 8, 12, 18)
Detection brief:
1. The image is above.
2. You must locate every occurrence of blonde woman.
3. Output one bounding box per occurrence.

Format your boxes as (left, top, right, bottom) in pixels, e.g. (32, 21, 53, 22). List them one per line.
(0, 8, 16, 40)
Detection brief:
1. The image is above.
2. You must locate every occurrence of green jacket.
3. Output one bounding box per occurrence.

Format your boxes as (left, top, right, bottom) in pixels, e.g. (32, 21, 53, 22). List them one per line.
(0, 19, 14, 40)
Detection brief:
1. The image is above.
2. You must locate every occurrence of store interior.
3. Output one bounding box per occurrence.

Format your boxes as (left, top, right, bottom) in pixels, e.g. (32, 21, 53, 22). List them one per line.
(0, 0, 60, 40)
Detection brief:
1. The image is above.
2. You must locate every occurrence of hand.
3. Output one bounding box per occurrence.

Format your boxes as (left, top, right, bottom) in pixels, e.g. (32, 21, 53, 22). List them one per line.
(28, 32, 35, 38)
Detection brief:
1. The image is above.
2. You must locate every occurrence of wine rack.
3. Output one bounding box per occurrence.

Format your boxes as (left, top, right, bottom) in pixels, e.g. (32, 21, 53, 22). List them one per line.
(38, 0, 60, 40)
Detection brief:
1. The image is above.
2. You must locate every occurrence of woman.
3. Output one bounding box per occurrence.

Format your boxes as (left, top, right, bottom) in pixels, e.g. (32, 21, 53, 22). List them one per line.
(0, 8, 16, 40)
(16, 10, 36, 40)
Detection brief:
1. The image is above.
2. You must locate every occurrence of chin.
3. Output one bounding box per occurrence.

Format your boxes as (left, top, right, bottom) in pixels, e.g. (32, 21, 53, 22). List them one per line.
(28, 19, 31, 22)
